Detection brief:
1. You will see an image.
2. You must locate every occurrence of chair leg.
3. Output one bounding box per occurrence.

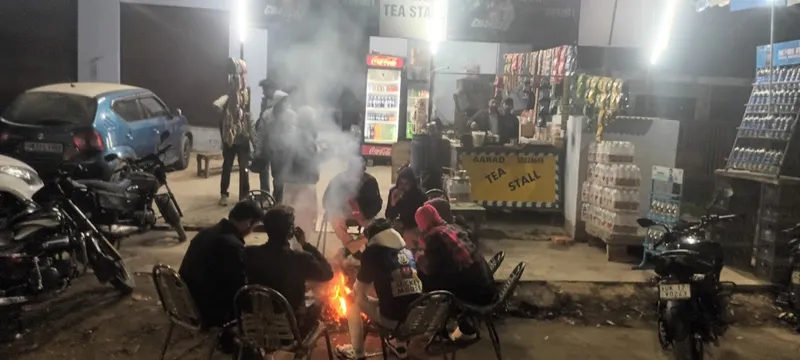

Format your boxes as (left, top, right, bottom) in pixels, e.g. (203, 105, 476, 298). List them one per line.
(160, 322, 176, 360)
(324, 330, 334, 360)
(379, 333, 389, 360)
(485, 318, 502, 360)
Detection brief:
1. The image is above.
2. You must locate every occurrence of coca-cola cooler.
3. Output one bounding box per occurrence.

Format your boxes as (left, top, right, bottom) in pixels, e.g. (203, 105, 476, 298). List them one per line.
(361, 54, 408, 160)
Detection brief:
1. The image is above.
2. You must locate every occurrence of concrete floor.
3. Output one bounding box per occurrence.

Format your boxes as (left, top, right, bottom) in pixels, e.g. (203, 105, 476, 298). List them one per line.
(146, 157, 765, 287)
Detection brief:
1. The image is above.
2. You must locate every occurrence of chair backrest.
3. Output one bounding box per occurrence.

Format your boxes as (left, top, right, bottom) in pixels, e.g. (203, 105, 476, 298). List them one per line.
(234, 285, 303, 353)
(495, 262, 526, 308)
(425, 188, 446, 200)
(151, 264, 203, 330)
(487, 251, 505, 275)
(393, 290, 455, 340)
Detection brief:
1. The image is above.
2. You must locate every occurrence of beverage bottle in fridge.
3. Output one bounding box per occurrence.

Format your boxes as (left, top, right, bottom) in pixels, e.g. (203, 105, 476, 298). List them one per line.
(374, 124, 382, 139)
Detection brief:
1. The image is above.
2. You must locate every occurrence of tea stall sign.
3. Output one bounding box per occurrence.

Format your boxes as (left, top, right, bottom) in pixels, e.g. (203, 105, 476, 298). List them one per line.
(379, 0, 432, 40)
(458, 150, 560, 209)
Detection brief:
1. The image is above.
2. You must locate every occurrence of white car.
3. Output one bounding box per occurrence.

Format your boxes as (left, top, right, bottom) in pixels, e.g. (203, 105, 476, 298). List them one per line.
(0, 154, 44, 203)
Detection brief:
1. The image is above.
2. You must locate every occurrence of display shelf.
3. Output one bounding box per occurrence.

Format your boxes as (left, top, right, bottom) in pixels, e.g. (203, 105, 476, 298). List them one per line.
(725, 70, 800, 178)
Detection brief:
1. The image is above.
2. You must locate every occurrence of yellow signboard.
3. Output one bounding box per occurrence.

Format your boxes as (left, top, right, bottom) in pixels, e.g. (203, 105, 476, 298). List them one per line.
(459, 152, 558, 204)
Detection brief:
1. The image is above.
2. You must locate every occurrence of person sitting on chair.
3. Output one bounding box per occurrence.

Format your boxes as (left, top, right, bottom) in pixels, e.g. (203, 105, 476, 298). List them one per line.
(414, 203, 496, 342)
(335, 218, 423, 360)
(243, 205, 334, 336)
(322, 157, 382, 255)
(386, 166, 427, 250)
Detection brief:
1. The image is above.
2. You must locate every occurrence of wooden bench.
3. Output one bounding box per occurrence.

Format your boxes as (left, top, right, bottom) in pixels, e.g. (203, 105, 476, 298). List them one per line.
(196, 151, 238, 178)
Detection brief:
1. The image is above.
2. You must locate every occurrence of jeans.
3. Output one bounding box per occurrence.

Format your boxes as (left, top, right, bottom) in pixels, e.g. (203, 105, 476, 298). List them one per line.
(271, 159, 286, 203)
(346, 296, 399, 356)
(220, 142, 250, 199)
(258, 158, 271, 193)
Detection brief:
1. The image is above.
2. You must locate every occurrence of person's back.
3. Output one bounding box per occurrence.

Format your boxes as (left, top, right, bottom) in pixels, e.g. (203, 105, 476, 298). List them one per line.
(415, 204, 496, 306)
(178, 201, 264, 328)
(242, 205, 333, 331)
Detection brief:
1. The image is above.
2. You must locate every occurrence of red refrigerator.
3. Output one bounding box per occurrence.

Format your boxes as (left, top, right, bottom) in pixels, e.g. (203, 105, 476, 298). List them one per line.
(361, 54, 407, 159)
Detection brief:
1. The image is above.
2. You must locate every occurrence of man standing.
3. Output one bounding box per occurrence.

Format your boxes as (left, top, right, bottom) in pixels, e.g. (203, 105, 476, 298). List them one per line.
(178, 200, 264, 329)
(498, 97, 520, 144)
(283, 106, 321, 237)
(257, 90, 296, 203)
(217, 58, 252, 206)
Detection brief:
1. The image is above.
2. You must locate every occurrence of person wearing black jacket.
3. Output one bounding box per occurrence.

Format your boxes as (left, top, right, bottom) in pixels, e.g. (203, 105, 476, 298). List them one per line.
(323, 157, 382, 253)
(386, 166, 427, 250)
(178, 200, 264, 328)
(243, 205, 333, 337)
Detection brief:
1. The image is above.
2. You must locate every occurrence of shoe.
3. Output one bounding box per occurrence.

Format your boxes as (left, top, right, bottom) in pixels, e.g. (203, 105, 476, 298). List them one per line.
(219, 194, 229, 206)
(384, 338, 409, 359)
(334, 344, 365, 360)
(450, 327, 478, 342)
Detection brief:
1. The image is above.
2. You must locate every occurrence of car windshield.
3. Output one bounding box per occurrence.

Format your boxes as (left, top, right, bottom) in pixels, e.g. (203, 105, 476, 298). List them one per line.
(2, 92, 98, 126)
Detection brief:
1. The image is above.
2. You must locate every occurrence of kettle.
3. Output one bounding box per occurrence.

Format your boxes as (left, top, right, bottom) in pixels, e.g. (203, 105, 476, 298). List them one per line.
(447, 170, 472, 203)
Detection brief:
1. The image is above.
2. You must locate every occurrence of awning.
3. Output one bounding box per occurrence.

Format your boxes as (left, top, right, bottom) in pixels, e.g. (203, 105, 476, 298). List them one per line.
(696, 0, 800, 11)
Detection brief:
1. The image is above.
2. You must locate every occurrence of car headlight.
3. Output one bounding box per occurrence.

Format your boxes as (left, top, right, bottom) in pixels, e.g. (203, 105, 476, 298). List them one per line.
(0, 165, 43, 186)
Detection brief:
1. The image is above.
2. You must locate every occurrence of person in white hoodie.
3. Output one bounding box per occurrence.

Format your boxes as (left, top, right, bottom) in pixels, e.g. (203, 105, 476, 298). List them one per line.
(335, 218, 423, 360)
(255, 90, 295, 203)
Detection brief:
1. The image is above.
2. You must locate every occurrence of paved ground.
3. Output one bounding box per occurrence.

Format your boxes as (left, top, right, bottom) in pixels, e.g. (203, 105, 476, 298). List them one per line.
(161, 158, 765, 287)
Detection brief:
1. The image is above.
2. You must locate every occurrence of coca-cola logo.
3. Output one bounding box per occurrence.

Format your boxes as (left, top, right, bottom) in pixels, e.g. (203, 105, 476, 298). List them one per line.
(362, 145, 392, 156)
(367, 55, 404, 69)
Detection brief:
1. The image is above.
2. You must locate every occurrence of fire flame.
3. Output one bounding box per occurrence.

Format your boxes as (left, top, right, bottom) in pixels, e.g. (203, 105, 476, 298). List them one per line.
(331, 273, 352, 318)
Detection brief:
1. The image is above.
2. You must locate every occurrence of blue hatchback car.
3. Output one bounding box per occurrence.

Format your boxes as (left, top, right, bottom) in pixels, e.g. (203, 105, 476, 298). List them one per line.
(0, 83, 192, 180)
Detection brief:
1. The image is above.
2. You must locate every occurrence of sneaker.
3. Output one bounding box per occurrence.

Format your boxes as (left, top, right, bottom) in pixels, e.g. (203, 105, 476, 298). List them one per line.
(450, 327, 478, 342)
(384, 338, 409, 359)
(334, 344, 365, 360)
(219, 194, 229, 206)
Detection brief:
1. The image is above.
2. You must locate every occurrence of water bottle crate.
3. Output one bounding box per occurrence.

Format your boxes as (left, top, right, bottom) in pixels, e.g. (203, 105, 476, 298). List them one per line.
(754, 238, 791, 263)
(754, 257, 791, 284)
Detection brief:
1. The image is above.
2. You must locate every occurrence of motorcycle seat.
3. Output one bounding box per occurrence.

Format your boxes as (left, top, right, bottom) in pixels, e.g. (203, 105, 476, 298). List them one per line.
(76, 179, 130, 194)
(659, 249, 701, 258)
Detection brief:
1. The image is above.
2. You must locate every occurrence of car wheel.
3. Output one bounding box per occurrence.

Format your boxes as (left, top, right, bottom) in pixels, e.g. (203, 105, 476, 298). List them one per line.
(176, 135, 191, 170)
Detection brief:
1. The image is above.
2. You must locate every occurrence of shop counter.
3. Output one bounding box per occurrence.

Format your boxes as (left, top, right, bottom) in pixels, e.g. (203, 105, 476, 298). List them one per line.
(454, 143, 563, 211)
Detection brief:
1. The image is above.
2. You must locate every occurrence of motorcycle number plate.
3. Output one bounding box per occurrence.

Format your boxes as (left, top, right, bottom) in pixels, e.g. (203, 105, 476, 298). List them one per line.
(792, 271, 800, 285)
(659, 284, 691, 300)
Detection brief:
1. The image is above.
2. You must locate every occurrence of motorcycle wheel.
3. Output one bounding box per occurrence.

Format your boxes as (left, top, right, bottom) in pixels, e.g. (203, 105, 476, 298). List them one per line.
(96, 234, 135, 294)
(671, 320, 703, 360)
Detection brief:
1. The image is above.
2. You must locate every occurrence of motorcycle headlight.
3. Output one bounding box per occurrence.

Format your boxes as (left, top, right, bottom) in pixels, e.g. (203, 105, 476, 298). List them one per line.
(0, 165, 43, 186)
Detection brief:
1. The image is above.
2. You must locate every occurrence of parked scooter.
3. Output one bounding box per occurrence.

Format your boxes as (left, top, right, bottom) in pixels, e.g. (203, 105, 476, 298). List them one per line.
(636, 189, 737, 360)
(76, 131, 187, 243)
(0, 162, 134, 337)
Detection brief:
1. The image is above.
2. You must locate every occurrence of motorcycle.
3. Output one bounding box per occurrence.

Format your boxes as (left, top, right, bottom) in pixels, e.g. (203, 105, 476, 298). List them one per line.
(637, 189, 737, 360)
(0, 162, 135, 337)
(77, 131, 187, 243)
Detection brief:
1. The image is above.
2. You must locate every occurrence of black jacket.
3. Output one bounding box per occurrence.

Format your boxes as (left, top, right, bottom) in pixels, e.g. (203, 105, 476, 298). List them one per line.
(243, 241, 333, 316)
(179, 219, 247, 328)
(386, 167, 427, 229)
(323, 172, 382, 219)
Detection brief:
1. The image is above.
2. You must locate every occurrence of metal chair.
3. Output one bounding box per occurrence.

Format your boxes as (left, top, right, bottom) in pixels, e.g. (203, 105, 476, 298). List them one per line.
(247, 190, 276, 211)
(425, 188, 447, 201)
(151, 264, 230, 360)
(371, 290, 458, 360)
(487, 251, 506, 276)
(233, 285, 333, 360)
(457, 262, 527, 360)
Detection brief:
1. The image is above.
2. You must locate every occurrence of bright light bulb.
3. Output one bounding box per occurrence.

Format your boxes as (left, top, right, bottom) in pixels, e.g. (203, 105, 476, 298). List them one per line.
(428, 0, 447, 55)
(236, 0, 247, 43)
(650, 0, 678, 66)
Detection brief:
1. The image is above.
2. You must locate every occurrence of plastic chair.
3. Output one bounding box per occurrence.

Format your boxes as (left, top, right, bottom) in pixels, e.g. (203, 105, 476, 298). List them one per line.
(426, 188, 447, 201)
(151, 264, 231, 360)
(457, 262, 527, 360)
(487, 251, 506, 276)
(233, 285, 333, 360)
(371, 290, 458, 360)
